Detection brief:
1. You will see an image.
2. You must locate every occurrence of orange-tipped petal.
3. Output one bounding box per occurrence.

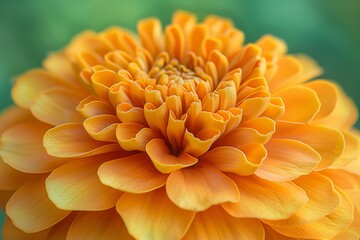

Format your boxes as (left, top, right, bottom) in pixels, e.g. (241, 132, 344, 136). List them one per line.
(0, 121, 69, 173)
(222, 174, 308, 220)
(274, 122, 345, 170)
(183, 206, 265, 240)
(44, 123, 121, 158)
(275, 86, 321, 123)
(166, 164, 239, 211)
(98, 153, 167, 193)
(67, 209, 134, 240)
(117, 188, 195, 240)
(146, 138, 198, 174)
(255, 139, 321, 181)
(46, 157, 121, 211)
(201, 146, 263, 176)
(6, 176, 70, 233)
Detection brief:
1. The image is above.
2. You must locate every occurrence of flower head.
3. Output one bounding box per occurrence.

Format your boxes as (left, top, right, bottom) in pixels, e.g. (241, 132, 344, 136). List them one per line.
(1, 11, 360, 240)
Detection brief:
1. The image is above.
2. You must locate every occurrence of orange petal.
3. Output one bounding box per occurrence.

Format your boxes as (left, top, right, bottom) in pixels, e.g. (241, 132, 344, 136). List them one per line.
(116, 102, 146, 125)
(11, 70, 72, 109)
(239, 97, 270, 121)
(182, 129, 221, 157)
(0, 121, 68, 173)
(83, 114, 119, 142)
(265, 173, 340, 227)
(137, 18, 164, 56)
(201, 146, 263, 176)
(44, 123, 121, 158)
(117, 188, 195, 240)
(166, 112, 186, 153)
(144, 102, 168, 137)
(305, 80, 338, 120)
(90, 69, 120, 100)
(146, 138, 198, 174)
(270, 188, 354, 239)
(30, 88, 83, 125)
(222, 174, 308, 220)
(0, 106, 33, 134)
(46, 157, 121, 211)
(312, 83, 358, 130)
(183, 206, 265, 240)
(255, 139, 321, 181)
(256, 35, 287, 55)
(116, 123, 159, 151)
(98, 152, 167, 193)
(6, 176, 70, 233)
(275, 86, 320, 123)
(46, 213, 78, 240)
(208, 50, 229, 81)
(2, 217, 51, 240)
(165, 25, 185, 61)
(274, 121, 345, 170)
(262, 224, 297, 240)
(67, 208, 133, 240)
(0, 190, 13, 209)
(261, 97, 285, 120)
(330, 130, 360, 168)
(76, 95, 116, 118)
(166, 164, 239, 211)
(0, 159, 29, 190)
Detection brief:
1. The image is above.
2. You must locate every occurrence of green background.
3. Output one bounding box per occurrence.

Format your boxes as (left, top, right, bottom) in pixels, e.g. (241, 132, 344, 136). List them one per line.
(0, 0, 359, 235)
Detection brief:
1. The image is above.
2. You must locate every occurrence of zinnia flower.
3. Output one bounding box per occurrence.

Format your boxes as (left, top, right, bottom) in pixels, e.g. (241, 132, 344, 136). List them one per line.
(1, 11, 359, 240)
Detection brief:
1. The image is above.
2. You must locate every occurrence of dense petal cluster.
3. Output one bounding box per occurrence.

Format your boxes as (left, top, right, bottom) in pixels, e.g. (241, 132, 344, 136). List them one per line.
(1, 11, 360, 240)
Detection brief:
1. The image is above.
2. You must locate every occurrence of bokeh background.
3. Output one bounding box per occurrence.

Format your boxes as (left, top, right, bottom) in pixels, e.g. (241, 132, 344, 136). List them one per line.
(0, 0, 359, 234)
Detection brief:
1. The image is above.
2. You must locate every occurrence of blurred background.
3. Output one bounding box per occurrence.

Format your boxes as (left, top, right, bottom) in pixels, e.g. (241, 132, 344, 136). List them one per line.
(0, 0, 359, 233)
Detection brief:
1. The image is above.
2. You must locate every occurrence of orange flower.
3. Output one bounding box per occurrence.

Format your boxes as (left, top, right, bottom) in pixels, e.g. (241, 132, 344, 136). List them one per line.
(1, 11, 360, 239)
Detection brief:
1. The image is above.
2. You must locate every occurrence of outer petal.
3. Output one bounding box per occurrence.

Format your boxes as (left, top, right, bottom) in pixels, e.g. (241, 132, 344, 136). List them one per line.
(0, 121, 69, 173)
(44, 123, 121, 158)
(6, 175, 70, 233)
(0, 158, 29, 190)
(117, 188, 195, 240)
(222, 174, 308, 220)
(2, 217, 50, 240)
(46, 213, 78, 240)
(67, 208, 134, 240)
(46, 157, 121, 211)
(255, 139, 321, 181)
(166, 164, 239, 211)
(0, 106, 33, 134)
(273, 121, 345, 170)
(264, 173, 340, 227)
(183, 206, 265, 240)
(98, 152, 167, 193)
(271, 189, 354, 239)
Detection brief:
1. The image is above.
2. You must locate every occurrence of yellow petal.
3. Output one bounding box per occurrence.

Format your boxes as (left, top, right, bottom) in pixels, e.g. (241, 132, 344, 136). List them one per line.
(117, 188, 195, 240)
(166, 164, 239, 211)
(265, 173, 340, 227)
(146, 138, 198, 174)
(2, 217, 51, 240)
(271, 188, 354, 239)
(201, 146, 263, 176)
(30, 88, 84, 125)
(137, 18, 164, 56)
(274, 121, 345, 170)
(6, 176, 70, 233)
(11, 70, 72, 109)
(76, 95, 116, 118)
(222, 174, 308, 220)
(83, 114, 119, 142)
(183, 206, 265, 240)
(98, 152, 167, 193)
(255, 139, 321, 181)
(67, 209, 134, 240)
(44, 123, 121, 158)
(275, 86, 320, 123)
(0, 121, 68, 173)
(116, 123, 159, 151)
(46, 157, 121, 211)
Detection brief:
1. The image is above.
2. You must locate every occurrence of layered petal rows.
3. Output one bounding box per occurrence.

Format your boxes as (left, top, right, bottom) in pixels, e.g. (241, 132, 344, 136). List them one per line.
(1, 11, 360, 240)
